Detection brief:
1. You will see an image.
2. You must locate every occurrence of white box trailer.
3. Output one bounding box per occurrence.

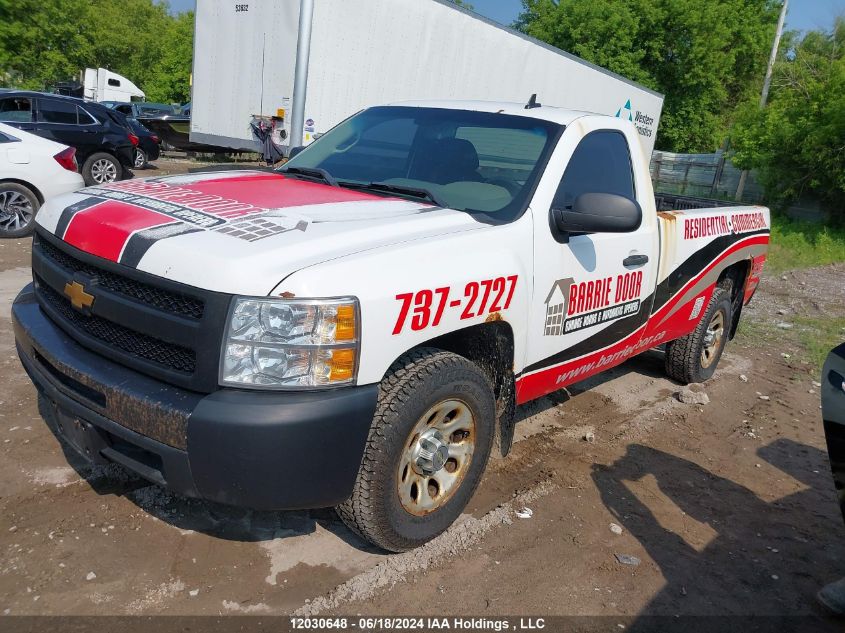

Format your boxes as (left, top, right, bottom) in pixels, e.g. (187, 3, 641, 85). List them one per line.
(190, 0, 663, 157)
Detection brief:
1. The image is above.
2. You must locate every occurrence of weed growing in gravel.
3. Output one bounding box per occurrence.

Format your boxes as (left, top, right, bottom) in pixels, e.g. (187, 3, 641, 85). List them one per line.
(794, 316, 845, 370)
(735, 315, 845, 371)
(767, 215, 845, 273)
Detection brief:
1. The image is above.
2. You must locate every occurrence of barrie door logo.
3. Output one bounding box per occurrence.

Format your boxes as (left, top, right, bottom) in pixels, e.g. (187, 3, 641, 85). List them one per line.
(544, 278, 573, 335)
(615, 99, 655, 138)
(544, 273, 644, 336)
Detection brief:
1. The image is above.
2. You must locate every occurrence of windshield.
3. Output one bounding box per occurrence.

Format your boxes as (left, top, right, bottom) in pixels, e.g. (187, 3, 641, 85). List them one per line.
(282, 106, 561, 220)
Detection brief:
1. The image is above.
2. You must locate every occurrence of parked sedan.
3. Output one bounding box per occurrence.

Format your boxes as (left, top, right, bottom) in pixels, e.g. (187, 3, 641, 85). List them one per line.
(0, 122, 84, 237)
(0, 91, 135, 185)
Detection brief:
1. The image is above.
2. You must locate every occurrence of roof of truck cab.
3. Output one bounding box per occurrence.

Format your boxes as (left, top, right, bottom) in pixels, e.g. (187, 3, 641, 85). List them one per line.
(386, 100, 600, 125)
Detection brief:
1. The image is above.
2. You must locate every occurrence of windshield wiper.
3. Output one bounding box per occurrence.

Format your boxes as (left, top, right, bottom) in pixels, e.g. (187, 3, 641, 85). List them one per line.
(280, 166, 338, 187)
(339, 181, 446, 207)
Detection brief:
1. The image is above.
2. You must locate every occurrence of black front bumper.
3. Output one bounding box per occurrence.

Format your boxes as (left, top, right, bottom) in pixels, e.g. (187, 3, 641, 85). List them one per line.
(13, 283, 378, 510)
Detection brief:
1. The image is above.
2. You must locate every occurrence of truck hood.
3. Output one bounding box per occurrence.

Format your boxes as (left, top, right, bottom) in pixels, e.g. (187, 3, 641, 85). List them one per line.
(35, 170, 484, 295)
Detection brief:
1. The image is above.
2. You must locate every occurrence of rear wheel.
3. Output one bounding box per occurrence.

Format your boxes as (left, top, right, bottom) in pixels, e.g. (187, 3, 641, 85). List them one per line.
(0, 183, 39, 238)
(133, 148, 148, 169)
(337, 348, 495, 552)
(82, 152, 122, 186)
(665, 285, 733, 384)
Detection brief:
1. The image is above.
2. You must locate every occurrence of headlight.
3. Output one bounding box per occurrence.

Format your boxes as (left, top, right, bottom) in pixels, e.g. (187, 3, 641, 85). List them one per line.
(220, 297, 359, 389)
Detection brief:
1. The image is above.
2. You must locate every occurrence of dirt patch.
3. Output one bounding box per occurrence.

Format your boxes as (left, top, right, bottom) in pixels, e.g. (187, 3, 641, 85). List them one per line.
(0, 242, 31, 274)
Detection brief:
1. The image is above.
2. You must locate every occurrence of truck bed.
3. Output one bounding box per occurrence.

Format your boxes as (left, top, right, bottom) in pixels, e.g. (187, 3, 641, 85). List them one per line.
(655, 192, 745, 212)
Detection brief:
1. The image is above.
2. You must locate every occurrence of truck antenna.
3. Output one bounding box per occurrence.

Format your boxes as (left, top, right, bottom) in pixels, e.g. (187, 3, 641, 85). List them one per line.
(525, 94, 541, 109)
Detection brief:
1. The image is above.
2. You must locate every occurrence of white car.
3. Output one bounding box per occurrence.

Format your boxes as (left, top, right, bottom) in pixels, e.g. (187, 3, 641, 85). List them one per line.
(0, 122, 84, 238)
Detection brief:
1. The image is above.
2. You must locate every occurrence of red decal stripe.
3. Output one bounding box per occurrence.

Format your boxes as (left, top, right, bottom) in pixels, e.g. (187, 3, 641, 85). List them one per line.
(651, 234, 770, 326)
(515, 234, 770, 404)
(106, 173, 391, 220)
(63, 202, 172, 263)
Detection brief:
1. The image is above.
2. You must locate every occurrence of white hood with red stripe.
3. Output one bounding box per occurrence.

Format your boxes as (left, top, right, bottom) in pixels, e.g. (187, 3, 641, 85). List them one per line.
(35, 171, 483, 295)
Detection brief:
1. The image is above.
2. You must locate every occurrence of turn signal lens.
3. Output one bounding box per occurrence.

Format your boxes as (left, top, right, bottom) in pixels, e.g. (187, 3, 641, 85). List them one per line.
(328, 348, 356, 382)
(334, 304, 356, 341)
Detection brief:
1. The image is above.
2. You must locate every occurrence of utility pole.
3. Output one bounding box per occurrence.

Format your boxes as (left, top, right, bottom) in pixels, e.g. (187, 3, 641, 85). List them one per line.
(289, 0, 315, 152)
(736, 0, 788, 201)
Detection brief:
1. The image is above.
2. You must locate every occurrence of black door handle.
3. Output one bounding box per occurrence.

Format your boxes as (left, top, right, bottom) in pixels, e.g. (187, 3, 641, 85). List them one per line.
(623, 254, 649, 267)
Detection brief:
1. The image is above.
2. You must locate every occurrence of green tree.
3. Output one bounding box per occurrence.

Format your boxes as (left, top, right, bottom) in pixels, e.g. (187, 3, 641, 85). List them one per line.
(731, 19, 845, 223)
(0, 0, 96, 89)
(0, 0, 191, 104)
(515, 0, 781, 152)
(142, 11, 195, 104)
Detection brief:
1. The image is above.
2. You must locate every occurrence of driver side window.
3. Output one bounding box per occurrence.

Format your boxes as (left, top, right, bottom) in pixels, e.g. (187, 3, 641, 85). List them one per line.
(553, 130, 635, 210)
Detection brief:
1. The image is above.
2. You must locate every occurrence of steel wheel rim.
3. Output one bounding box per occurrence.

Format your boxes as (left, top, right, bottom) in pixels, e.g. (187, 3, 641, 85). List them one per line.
(91, 158, 117, 183)
(397, 399, 476, 516)
(701, 309, 725, 368)
(133, 149, 146, 168)
(0, 190, 34, 232)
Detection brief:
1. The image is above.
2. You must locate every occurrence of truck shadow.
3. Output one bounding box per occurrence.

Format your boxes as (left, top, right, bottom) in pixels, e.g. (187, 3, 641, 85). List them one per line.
(37, 395, 381, 552)
(591, 438, 844, 629)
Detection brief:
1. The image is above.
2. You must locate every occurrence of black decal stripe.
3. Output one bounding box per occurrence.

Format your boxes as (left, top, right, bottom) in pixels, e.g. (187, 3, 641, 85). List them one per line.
(653, 229, 769, 309)
(119, 223, 203, 268)
(521, 229, 769, 376)
(523, 291, 654, 374)
(55, 198, 106, 239)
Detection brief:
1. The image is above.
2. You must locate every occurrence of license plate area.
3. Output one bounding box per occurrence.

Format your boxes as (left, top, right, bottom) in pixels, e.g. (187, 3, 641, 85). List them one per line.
(53, 406, 110, 465)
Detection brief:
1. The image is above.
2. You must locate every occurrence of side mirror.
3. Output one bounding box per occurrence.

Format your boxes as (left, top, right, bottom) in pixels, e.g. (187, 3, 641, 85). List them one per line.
(551, 193, 642, 234)
(288, 145, 306, 159)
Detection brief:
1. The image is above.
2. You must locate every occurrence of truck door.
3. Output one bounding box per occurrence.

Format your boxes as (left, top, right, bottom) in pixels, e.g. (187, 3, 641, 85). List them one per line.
(518, 120, 659, 402)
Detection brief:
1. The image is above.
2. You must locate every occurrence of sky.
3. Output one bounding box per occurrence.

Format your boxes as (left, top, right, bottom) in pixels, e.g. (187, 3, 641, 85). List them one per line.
(165, 0, 845, 33)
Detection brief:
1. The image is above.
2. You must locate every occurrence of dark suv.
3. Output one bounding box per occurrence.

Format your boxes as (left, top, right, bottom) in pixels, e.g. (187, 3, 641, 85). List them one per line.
(0, 91, 135, 186)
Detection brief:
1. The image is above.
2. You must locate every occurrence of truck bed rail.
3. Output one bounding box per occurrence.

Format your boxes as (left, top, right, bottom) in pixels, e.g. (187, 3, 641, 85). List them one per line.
(655, 192, 745, 212)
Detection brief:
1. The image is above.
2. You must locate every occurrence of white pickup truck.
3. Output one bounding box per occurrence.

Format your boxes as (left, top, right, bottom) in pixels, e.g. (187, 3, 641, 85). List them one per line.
(13, 100, 770, 551)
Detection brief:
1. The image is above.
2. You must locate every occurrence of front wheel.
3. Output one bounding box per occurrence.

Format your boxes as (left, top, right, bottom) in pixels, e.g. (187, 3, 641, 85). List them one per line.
(665, 285, 733, 384)
(337, 348, 495, 552)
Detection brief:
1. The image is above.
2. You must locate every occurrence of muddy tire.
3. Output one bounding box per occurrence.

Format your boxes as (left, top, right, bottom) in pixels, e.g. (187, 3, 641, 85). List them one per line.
(82, 152, 122, 186)
(337, 348, 495, 552)
(665, 285, 733, 384)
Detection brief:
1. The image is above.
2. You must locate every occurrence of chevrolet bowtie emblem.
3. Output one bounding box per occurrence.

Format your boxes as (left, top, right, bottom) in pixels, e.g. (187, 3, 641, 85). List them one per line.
(64, 281, 95, 311)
